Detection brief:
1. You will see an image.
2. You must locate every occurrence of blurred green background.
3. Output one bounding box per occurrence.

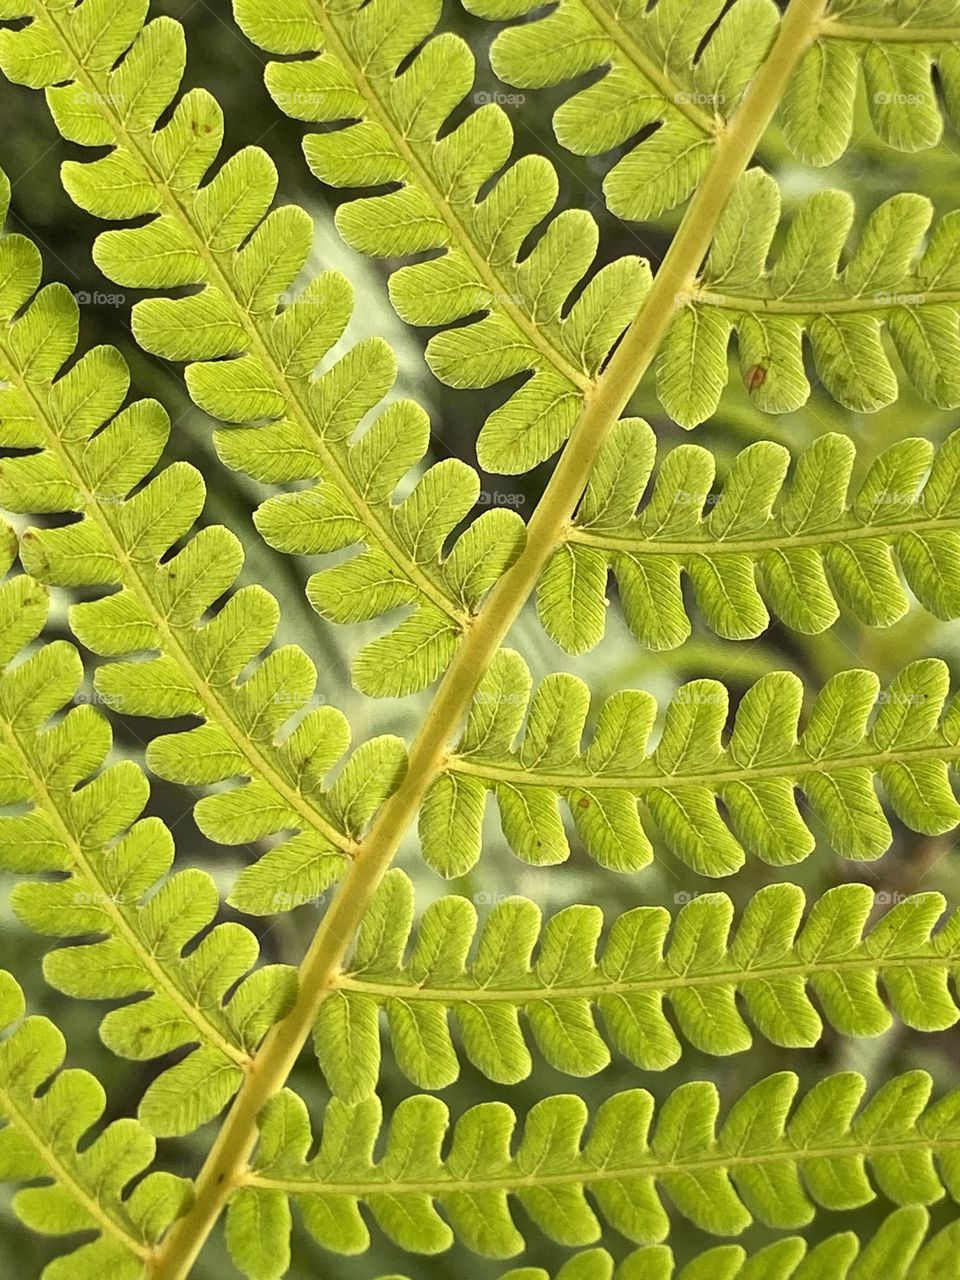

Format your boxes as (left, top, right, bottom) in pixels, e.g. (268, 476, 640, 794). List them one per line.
(2, 0, 960, 1274)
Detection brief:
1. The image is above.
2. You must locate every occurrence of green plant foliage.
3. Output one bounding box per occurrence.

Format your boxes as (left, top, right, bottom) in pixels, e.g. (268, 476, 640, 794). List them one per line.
(420, 651, 960, 876)
(314, 870, 960, 1094)
(658, 172, 960, 425)
(0, 170, 401, 912)
(783, 3, 960, 164)
(2, 0, 960, 1277)
(462, 0, 779, 220)
(377, 1207, 960, 1280)
(0, 0, 528, 698)
(233, 0, 652, 473)
(0, 547, 296, 1136)
(0, 968, 192, 1276)
(229, 1070, 960, 1269)
(542, 423, 960, 652)
(466, 0, 960, 208)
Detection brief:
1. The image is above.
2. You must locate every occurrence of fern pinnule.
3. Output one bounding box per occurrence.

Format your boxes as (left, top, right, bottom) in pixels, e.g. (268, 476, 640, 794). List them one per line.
(233, 0, 652, 473)
(229, 1069, 960, 1267)
(659, 171, 960, 425)
(0, 0, 527, 698)
(0, 969, 192, 1277)
(313, 870, 960, 1095)
(544, 422, 960, 654)
(419, 651, 960, 877)
(0, 169, 417, 921)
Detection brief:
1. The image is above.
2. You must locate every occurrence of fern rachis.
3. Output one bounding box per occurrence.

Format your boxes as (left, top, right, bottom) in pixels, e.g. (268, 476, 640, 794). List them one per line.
(1, 0, 960, 1277)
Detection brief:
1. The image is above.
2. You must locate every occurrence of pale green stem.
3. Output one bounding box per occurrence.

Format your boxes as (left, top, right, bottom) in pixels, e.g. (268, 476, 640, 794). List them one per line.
(449, 739, 960, 791)
(571, 514, 960, 556)
(244, 1130, 960, 1196)
(823, 20, 960, 42)
(339, 948, 960, 1004)
(692, 287, 960, 313)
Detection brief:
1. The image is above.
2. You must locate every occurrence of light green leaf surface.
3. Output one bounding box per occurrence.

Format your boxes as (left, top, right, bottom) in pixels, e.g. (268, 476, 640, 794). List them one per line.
(0, 0, 528, 696)
(320, 870, 960, 1091)
(231, 1072, 960, 1263)
(0, 969, 192, 1278)
(421, 651, 960, 876)
(543, 421, 960, 652)
(658, 174, 960, 424)
(233, 0, 652, 473)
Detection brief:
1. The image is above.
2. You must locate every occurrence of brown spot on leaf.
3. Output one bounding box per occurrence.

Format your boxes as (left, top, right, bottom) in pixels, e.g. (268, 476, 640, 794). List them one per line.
(745, 364, 767, 392)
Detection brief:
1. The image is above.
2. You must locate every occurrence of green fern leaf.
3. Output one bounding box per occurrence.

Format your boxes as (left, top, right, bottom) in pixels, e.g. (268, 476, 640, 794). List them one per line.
(230, 1070, 960, 1265)
(542, 422, 960, 652)
(0, 566, 297, 1136)
(419, 651, 960, 875)
(0, 2, 524, 696)
(4, 2, 958, 1276)
(232, 0, 652, 472)
(658, 171, 960, 424)
(0, 165, 418, 909)
(0, 968, 192, 1276)
(315, 870, 960, 1092)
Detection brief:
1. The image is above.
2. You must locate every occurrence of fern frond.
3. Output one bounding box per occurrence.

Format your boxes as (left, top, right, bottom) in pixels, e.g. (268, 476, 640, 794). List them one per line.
(658, 171, 960, 425)
(0, 5, 854, 1273)
(785, 4, 960, 164)
(0, 563, 298, 1135)
(313, 869, 960, 1094)
(0, 0, 521, 697)
(374, 1207, 960, 1280)
(232, 0, 652, 473)
(461, 0, 780, 221)
(0, 969, 192, 1278)
(420, 652, 960, 876)
(0, 168, 415, 914)
(229, 1070, 960, 1264)
(543, 422, 960, 653)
